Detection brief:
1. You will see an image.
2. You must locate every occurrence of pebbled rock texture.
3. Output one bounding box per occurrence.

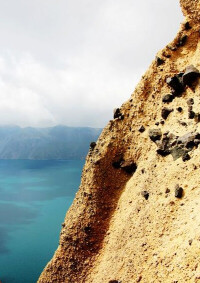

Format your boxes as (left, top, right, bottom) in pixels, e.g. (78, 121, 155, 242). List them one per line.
(38, 1, 200, 282)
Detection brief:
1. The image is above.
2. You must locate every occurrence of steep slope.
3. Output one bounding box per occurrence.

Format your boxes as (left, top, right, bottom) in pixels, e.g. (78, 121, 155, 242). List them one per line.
(38, 1, 200, 282)
(0, 125, 101, 160)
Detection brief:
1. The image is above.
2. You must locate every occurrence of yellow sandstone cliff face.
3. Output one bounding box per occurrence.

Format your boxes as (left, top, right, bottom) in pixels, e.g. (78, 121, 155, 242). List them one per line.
(38, 1, 200, 282)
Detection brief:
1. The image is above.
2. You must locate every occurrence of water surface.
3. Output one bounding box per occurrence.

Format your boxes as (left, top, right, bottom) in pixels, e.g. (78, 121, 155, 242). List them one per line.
(0, 159, 84, 283)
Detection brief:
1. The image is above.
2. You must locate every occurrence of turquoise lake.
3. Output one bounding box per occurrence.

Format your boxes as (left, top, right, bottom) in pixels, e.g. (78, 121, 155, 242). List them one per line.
(0, 159, 84, 283)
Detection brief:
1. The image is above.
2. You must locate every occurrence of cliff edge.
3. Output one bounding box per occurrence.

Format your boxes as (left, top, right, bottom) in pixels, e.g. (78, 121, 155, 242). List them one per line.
(38, 1, 200, 282)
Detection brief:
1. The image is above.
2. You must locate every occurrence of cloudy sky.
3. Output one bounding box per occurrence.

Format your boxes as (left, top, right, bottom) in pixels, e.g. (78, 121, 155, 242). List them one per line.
(0, 0, 183, 128)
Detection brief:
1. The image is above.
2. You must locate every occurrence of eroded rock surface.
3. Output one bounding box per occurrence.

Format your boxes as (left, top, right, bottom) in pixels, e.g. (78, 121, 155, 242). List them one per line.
(38, 1, 200, 282)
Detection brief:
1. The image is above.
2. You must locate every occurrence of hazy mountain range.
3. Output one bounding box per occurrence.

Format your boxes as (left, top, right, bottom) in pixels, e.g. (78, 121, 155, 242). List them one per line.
(0, 125, 102, 160)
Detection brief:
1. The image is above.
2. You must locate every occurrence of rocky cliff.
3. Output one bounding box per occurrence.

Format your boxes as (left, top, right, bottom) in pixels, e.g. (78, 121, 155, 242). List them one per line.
(38, 1, 200, 282)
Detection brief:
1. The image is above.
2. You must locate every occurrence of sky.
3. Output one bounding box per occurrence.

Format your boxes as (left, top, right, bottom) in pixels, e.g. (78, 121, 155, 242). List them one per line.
(0, 0, 183, 128)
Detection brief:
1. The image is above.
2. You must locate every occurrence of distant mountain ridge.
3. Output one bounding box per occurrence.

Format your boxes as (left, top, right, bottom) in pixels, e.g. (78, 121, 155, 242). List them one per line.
(0, 125, 102, 160)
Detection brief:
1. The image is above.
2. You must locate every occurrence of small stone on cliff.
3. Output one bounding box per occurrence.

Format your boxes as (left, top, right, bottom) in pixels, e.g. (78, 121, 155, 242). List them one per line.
(138, 125, 145, 133)
(113, 108, 120, 118)
(156, 136, 171, 156)
(194, 138, 200, 146)
(170, 146, 185, 161)
(113, 108, 124, 120)
(175, 185, 183, 198)
(141, 191, 149, 200)
(182, 153, 191, 162)
(195, 113, 200, 123)
(187, 98, 194, 105)
(188, 239, 193, 246)
(90, 142, 96, 150)
(177, 107, 183, 112)
(149, 129, 162, 142)
(177, 34, 187, 47)
(188, 110, 195, 119)
(120, 160, 137, 174)
(109, 281, 122, 283)
(185, 140, 195, 150)
(112, 158, 123, 169)
(136, 276, 142, 282)
(162, 94, 174, 103)
(184, 22, 191, 30)
(183, 65, 200, 86)
(161, 108, 173, 120)
(156, 56, 164, 66)
(157, 147, 170, 157)
(177, 132, 196, 145)
(166, 75, 184, 95)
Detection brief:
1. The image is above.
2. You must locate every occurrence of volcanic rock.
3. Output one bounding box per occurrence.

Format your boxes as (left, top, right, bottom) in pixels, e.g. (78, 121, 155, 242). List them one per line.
(156, 57, 165, 66)
(177, 34, 187, 47)
(149, 129, 162, 142)
(138, 125, 145, 133)
(184, 22, 191, 30)
(141, 191, 149, 200)
(113, 108, 124, 120)
(162, 94, 174, 103)
(161, 107, 173, 120)
(175, 185, 183, 198)
(177, 107, 183, 112)
(166, 75, 184, 95)
(170, 146, 186, 160)
(120, 161, 137, 174)
(188, 110, 195, 119)
(90, 142, 96, 150)
(187, 98, 194, 105)
(38, 2, 200, 283)
(183, 65, 200, 86)
(182, 152, 191, 161)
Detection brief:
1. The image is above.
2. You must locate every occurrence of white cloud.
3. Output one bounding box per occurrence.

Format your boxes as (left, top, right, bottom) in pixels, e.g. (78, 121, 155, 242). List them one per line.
(0, 0, 183, 128)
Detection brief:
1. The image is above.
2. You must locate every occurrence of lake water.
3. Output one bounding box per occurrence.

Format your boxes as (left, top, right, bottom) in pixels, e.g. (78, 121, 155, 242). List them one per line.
(0, 159, 84, 283)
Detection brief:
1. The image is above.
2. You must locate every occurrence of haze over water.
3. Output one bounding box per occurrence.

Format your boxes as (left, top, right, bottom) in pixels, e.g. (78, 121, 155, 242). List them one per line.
(0, 159, 84, 283)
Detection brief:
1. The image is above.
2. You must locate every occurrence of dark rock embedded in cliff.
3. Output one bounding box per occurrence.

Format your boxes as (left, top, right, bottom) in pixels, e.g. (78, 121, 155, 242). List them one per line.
(113, 158, 137, 175)
(182, 152, 191, 162)
(177, 34, 187, 47)
(177, 107, 183, 112)
(141, 191, 149, 200)
(175, 185, 183, 198)
(185, 140, 195, 150)
(120, 160, 137, 174)
(156, 136, 171, 156)
(162, 94, 174, 103)
(183, 65, 200, 86)
(156, 56, 165, 66)
(177, 132, 196, 145)
(166, 75, 184, 95)
(149, 129, 162, 142)
(184, 22, 191, 30)
(195, 113, 200, 123)
(90, 142, 96, 150)
(138, 125, 145, 133)
(152, 131, 200, 160)
(170, 146, 186, 160)
(188, 110, 195, 119)
(161, 108, 173, 120)
(113, 108, 124, 120)
(187, 98, 194, 106)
